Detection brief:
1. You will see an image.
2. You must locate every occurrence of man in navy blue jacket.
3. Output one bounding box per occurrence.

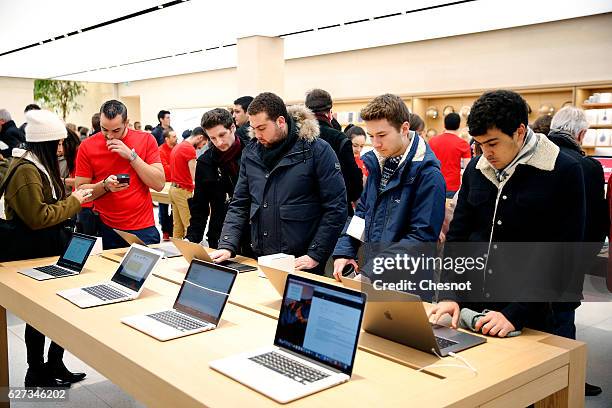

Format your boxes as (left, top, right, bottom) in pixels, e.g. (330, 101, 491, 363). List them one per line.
(332, 94, 446, 286)
(210, 92, 347, 275)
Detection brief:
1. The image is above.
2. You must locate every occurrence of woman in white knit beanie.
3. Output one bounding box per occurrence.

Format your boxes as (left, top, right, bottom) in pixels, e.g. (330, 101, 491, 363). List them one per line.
(1, 109, 91, 387)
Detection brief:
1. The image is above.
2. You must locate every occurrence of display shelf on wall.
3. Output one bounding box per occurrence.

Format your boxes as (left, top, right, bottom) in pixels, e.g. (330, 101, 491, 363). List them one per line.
(582, 103, 612, 109)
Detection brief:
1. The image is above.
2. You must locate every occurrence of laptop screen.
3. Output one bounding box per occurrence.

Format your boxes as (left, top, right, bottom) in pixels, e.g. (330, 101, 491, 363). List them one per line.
(111, 245, 162, 291)
(174, 260, 238, 325)
(274, 274, 366, 376)
(57, 233, 96, 271)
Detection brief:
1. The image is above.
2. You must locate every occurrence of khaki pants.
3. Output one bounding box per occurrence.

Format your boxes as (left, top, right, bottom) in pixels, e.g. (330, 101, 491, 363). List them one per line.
(168, 186, 193, 239)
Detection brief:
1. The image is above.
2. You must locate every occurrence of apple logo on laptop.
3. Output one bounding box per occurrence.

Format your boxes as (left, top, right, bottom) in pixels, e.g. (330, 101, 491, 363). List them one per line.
(384, 311, 393, 320)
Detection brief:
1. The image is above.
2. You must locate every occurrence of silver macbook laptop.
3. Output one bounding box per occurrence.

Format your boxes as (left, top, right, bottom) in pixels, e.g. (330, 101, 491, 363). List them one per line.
(121, 259, 238, 341)
(57, 244, 163, 308)
(210, 274, 367, 404)
(19, 233, 97, 281)
(170, 238, 257, 272)
(113, 229, 180, 258)
(341, 276, 486, 357)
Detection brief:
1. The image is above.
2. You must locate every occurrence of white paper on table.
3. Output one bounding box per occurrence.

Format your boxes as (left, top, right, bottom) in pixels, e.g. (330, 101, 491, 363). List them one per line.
(257, 253, 295, 278)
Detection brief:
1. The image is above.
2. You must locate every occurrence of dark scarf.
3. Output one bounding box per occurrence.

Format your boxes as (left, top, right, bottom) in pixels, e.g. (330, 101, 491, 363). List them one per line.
(217, 135, 242, 177)
(314, 112, 331, 125)
(547, 129, 585, 156)
(259, 117, 299, 170)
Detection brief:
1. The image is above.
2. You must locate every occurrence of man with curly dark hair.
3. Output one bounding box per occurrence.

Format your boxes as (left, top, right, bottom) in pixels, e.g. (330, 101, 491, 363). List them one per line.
(430, 90, 587, 340)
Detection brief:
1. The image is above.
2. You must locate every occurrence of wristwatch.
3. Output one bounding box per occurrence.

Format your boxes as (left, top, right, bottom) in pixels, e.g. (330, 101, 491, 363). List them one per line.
(129, 148, 138, 162)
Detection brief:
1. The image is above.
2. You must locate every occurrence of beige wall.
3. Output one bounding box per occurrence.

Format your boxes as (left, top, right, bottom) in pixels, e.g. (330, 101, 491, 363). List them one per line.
(284, 13, 612, 103)
(117, 68, 237, 128)
(0, 77, 35, 126)
(64, 82, 116, 129)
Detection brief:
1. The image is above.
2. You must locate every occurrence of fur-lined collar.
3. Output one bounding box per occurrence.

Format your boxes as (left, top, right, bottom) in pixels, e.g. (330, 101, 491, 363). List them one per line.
(248, 105, 319, 142)
(476, 133, 559, 187)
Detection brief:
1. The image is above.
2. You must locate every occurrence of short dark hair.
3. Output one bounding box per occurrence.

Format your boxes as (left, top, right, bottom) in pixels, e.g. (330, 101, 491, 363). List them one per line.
(468, 90, 529, 137)
(100, 100, 127, 121)
(361, 94, 410, 131)
(157, 110, 170, 122)
(408, 113, 425, 132)
(531, 114, 552, 135)
(444, 112, 461, 131)
(24, 103, 41, 113)
(305, 88, 333, 113)
(345, 125, 366, 140)
(192, 126, 208, 139)
(162, 129, 175, 139)
(247, 92, 288, 122)
(144, 124, 153, 131)
(201, 108, 234, 130)
(182, 129, 192, 139)
(233, 96, 254, 112)
(91, 113, 101, 131)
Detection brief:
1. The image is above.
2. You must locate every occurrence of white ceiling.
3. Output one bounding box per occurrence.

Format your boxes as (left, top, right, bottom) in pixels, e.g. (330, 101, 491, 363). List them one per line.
(0, 0, 610, 83)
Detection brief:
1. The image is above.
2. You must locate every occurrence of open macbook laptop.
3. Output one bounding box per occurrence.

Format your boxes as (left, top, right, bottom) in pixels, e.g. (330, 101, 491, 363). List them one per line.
(122, 259, 238, 341)
(210, 274, 367, 404)
(19, 233, 97, 281)
(57, 244, 163, 308)
(341, 276, 485, 357)
(113, 229, 181, 258)
(171, 238, 257, 272)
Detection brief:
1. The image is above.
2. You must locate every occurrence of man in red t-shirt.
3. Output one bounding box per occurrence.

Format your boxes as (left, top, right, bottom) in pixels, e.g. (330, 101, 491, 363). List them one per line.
(75, 100, 165, 249)
(168, 130, 206, 238)
(158, 129, 177, 241)
(428, 112, 471, 198)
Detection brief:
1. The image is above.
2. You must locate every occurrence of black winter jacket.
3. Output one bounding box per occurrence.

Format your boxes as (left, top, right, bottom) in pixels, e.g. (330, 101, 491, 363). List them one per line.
(443, 135, 586, 331)
(316, 119, 363, 215)
(186, 131, 251, 251)
(0, 120, 25, 157)
(218, 106, 347, 271)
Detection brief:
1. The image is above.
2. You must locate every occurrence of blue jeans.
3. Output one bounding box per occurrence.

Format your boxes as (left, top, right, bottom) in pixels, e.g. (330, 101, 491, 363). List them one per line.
(552, 310, 576, 340)
(158, 203, 172, 235)
(99, 221, 160, 250)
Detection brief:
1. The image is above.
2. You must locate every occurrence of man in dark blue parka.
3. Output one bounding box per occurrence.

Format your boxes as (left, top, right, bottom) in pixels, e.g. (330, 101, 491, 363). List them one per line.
(210, 92, 347, 275)
(332, 94, 446, 285)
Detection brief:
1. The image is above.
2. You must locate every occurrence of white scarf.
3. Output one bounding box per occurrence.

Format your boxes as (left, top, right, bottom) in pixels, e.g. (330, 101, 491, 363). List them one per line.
(13, 148, 59, 200)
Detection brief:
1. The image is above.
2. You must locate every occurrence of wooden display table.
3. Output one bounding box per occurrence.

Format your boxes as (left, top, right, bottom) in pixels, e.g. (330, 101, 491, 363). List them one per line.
(0, 253, 586, 407)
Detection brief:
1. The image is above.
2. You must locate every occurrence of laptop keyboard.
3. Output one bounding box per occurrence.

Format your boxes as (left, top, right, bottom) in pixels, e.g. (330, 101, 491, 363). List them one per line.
(435, 336, 458, 350)
(34, 265, 74, 277)
(148, 310, 208, 331)
(83, 285, 127, 301)
(249, 351, 330, 385)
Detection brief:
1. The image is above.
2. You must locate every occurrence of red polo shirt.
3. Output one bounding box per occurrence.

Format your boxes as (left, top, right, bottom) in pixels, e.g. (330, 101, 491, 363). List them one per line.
(170, 140, 196, 191)
(159, 143, 173, 181)
(75, 129, 161, 230)
(429, 132, 471, 191)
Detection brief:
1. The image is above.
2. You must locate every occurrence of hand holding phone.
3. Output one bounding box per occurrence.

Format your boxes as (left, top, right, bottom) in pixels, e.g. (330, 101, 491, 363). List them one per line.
(116, 173, 130, 185)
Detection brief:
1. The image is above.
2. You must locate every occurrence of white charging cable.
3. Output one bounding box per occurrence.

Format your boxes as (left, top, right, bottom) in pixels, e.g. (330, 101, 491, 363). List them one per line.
(416, 349, 478, 374)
